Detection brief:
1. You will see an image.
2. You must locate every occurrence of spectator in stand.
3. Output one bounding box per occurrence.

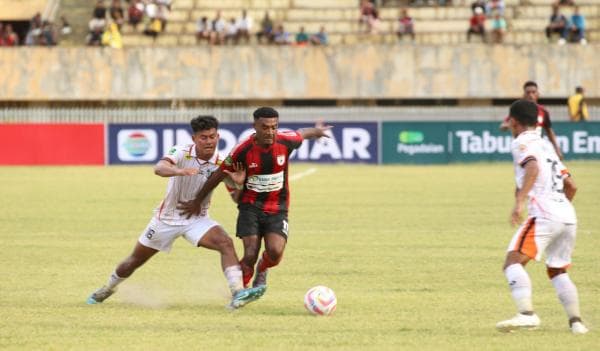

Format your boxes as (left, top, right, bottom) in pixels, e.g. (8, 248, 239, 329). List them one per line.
(93, 0, 107, 20)
(295, 26, 309, 46)
(471, 0, 487, 16)
(25, 12, 43, 45)
(467, 7, 486, 42)
(273, 24, 291, 45)
(157, 0, 170, 33)
(109, 0, 125, 30)
(101, 22, 123, 48)
(196, 16, 210, 44)
(486, 0, 505, 16)
(569, 6, 586, 44)
(128, 0, 145, 31)
(225, 18, 238, 44)
(545, 5, 568, 44)
(256, 12, 273, 44)
(359, 0, 376, 33)
(210, 10, 226, 45)
(310, 26, 328, 45)
(396, 8, 415, 42)
(60, 16, 72, 35)
(87, 16, 106, 45)
(143, 16, 162, 43)
(490, 11, 506, 44)
(40, 21, 57, 46)
(1, 23, 18, 46)
(236, 9, 252, 44)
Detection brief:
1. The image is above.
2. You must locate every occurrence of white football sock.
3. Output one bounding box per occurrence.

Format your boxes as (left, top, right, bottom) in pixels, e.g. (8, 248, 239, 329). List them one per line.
(224, 265, 244, 295)
(504, 263, 533, 313)
(551, 273, 581, 320)
(106, 271, 126, 290)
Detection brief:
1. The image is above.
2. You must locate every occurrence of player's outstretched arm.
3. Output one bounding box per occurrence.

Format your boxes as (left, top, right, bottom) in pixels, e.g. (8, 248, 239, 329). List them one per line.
(298, 123, 333, 140)
(154, 159, 199, 177)
(178, 168, 227, 218)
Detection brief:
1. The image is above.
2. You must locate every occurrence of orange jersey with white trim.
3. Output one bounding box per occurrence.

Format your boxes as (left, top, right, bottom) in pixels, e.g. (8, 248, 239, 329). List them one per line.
(512, 131, 576, 224)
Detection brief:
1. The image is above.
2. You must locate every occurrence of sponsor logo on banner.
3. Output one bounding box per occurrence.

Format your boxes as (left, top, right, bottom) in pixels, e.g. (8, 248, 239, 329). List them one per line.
(109, 123, 378, 164)
(117, 129, 158, 161)
(396, 130, 444, 155)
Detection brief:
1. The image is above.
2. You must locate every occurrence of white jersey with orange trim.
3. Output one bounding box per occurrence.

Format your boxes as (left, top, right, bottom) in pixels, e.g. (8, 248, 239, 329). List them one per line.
(153, 144, 222, 225)
(512, 130, 576, 224)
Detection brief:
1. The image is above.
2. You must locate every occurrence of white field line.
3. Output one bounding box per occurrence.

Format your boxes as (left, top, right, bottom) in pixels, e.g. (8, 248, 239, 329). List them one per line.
(290, 167, 317, 182)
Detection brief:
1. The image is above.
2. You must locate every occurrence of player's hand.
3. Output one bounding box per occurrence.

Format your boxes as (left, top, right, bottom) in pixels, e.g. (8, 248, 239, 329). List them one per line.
(510, 203, 523, 226)
(179, 168, 199, 176)
(315, 119, 333, 138)
(177, 199, 202, 219)
(223, 162, 246, 187)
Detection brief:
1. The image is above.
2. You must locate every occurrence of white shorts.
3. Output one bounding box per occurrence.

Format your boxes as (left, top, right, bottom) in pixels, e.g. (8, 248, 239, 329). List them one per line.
(138, 216, 220, 253)
(507, 217, 577, 268)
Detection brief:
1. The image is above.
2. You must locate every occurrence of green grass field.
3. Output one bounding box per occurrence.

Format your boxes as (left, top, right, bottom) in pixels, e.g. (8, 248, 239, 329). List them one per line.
(1, 162, 599, 350)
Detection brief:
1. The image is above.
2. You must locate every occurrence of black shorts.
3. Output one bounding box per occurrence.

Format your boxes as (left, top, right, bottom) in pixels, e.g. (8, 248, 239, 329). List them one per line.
(236, 204, 289, 239)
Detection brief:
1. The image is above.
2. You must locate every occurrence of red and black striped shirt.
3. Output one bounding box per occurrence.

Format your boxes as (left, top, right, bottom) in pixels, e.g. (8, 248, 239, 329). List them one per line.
(221, 130, 304, 214)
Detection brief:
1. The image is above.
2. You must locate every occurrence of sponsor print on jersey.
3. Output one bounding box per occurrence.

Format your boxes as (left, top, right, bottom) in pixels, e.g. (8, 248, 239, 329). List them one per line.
(246, 171, 284, 192)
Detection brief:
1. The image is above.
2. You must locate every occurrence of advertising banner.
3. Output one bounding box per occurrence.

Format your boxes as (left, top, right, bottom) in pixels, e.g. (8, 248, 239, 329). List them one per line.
(382, 122, 600, 164)
(0, 123, 105, 165)
(108, 122, 378, 165)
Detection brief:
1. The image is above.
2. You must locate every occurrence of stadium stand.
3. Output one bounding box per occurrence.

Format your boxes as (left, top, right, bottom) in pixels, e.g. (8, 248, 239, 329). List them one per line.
(77, 0, 600, 46)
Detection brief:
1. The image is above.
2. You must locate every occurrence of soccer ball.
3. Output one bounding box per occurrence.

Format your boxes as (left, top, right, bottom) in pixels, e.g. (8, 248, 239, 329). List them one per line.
(304, 286, 337, 316)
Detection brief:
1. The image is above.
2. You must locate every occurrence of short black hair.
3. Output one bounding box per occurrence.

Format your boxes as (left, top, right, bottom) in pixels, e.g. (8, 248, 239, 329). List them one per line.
(509, 99, 538, 126)
(575, 86, 584, 93)
(190, 115, 219, 133)
(523, 81, 538, 90)
(253, 107, 279, 120)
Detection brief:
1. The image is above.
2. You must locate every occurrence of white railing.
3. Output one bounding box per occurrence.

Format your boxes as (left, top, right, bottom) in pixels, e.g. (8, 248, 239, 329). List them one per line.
(0, 105, 589, 124)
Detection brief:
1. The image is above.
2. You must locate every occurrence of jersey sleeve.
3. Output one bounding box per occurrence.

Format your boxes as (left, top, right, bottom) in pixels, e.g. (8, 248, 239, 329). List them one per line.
(161, 145, 185, 165)
(278, 130, 304, 150)
(512, 140, 536, 167)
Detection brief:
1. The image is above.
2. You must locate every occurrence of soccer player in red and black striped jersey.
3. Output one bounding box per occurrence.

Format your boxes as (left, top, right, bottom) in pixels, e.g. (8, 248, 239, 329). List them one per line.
(500, 81, 563, 160)
(179, 107, 332, 293)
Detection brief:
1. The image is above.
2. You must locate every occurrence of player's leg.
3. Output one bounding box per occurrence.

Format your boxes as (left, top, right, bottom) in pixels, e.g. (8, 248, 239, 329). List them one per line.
(240, 235, 261, 287)
(88, 218, 174, 304)
(253, 232, 286, 288)
(236, 205, 262, 287)
(496, 218, 541, 331)
(87, 241, 158, 304)
(192, 223, 265, 308)
(253, 212, 289, 288)
(545, 223, 588, 334)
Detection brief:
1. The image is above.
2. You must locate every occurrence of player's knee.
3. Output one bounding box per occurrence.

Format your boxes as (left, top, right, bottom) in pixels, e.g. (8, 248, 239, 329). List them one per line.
(214, 234, 234, 253)
(265, 247, 283, 264)
(546, 267, 567, 279)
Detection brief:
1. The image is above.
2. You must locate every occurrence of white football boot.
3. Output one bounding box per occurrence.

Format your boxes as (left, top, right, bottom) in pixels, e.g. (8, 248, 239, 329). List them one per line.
(496, 313, 540, 332)
(571, 321, 589, 335)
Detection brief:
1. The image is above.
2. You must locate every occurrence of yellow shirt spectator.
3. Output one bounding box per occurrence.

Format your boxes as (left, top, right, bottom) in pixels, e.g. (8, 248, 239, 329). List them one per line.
(567, 87, 589, 122)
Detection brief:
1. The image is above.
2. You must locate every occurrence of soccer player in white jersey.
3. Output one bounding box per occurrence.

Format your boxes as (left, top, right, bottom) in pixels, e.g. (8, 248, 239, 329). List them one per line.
(496, 100, 588, 334)
(87, 116, 265, 309)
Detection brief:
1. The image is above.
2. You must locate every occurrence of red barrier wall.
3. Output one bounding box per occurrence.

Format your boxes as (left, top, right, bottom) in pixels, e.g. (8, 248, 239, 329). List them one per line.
(0, 124, 105, 165)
